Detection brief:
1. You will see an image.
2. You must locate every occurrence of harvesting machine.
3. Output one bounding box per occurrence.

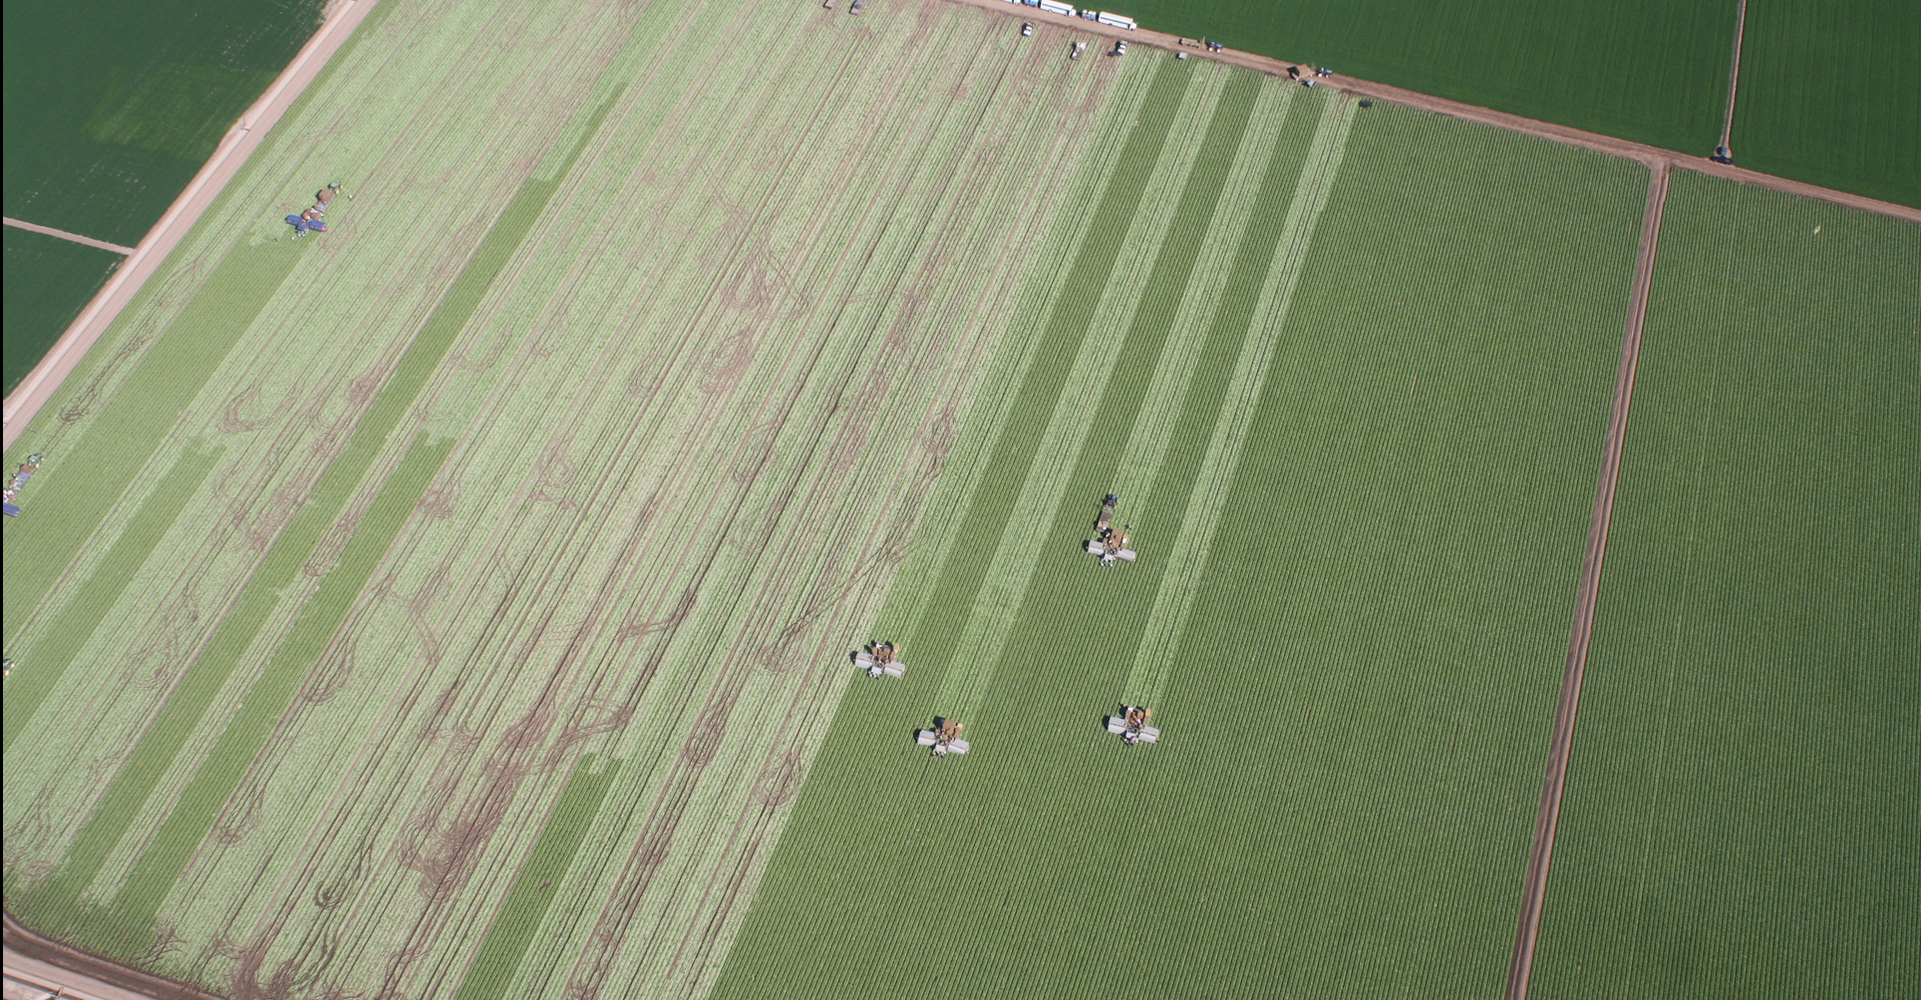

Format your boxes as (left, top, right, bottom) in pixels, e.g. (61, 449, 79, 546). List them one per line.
(854, 641, 904, 678)
(1106, 706, 1160, 744)
(916, 718, 970, 757)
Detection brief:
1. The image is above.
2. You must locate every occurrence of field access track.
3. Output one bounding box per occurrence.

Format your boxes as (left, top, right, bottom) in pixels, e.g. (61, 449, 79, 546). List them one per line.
(3, 2, 1214, 996)
(712, 96, 1648, 999)
(1527, 171, 1920, 1000)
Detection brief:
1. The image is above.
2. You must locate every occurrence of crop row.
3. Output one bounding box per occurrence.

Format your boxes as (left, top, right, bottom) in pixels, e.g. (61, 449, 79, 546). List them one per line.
(712, 95, 1647, 999)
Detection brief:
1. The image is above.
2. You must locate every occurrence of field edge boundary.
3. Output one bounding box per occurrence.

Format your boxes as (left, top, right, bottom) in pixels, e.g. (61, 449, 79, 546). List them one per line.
(943, 0, 1921, 222)
(0, 0, 381, 453)
(1504, 161, 1670, 1000)
(4, 910, 221, 1000)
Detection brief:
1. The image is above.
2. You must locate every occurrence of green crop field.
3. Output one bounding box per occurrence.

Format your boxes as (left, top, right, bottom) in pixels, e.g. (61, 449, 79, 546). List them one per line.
(1730, 0, 1921, 208)
(709, 97, 1647, 998)
(2, 0, 331, 396)
(5, 0, 1911, 998)
(1528, 172, 1920, 998)
(1111, 0, 1733, 161)
(2, 228, 123, 395)
(1113, 0, 1918, 208)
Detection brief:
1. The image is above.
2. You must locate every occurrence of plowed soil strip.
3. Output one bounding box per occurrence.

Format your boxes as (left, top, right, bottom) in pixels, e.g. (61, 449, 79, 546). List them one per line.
(1504, 161, 1669, 1000)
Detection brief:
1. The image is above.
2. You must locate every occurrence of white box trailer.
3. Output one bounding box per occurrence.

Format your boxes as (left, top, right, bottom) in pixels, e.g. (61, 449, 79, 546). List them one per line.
(1096, 11, 1136, 29)
(1038, 0, 1075, 15)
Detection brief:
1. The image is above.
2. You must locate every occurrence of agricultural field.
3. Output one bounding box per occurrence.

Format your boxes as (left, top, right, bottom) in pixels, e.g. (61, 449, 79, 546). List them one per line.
(1115, 0, 1918, 208)
(1731, 0, 1921, 208)
(1528, 172, 1920, 999)
(0, 0, 1622, 996)
(2, 228, 122, 396)
(1111, 0, 1734, 159)
(1, 0, 331, 394)
(709, 97, 1648, 997)
(7, 0, 1910, 998)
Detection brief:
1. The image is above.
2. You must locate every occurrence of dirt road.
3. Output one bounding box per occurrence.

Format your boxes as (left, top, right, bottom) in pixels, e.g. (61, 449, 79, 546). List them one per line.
(5, 914, 221, 1000)
(947, 0, 1920, 224)
(1501, 162, 1669, 1000)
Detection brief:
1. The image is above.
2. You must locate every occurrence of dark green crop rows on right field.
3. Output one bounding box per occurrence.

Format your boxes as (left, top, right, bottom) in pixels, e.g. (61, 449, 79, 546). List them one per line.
(1113, 0, 1733, 164)
(1531, 171, 1920, 999)
(1114, 0, 1917, 207)
(1731, 0, 1920, 208)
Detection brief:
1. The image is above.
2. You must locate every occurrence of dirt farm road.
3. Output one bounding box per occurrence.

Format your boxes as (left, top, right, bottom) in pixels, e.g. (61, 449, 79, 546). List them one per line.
(0, 0, 378, 452)
(0, 3, 1910, 998)
(1502, 162, 1670, 1000)
(5, 914, 222, 1000)
(952, 0, 1920, 224)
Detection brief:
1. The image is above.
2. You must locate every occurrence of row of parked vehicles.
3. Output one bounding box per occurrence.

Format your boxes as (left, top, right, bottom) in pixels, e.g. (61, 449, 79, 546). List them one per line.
(997, 0, 1136, 31)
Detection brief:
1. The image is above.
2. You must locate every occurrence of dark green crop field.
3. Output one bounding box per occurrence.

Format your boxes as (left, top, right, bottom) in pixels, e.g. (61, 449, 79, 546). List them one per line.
(1530, 171, 1920, 999)
(1731, 0, 1921, 208)
(1112, 0, 1918, 208)
(2, 228, 122, 395)
(1, 0, 325, 397)
(711, 100, 1645, 1000)
(1111, 0, 1733, 161)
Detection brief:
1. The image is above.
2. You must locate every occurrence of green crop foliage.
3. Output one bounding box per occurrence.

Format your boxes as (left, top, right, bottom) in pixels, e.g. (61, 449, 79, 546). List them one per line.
(453, 755, 622, 1000)
(1113, 0, 1732, 159)
(3, 239, 301, 646)
(1529, 171, 1920, 999)
(4, 1, 1902, 997)
(1731, 0, 1920, 208)
(1, 229, 125, 396)
(2, 440, 222, 748)
(712, 99, 1645, 999)
(908, 58, 1191, 709)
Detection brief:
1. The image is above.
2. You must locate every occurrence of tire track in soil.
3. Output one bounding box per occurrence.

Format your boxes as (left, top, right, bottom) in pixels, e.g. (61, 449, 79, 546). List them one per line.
(15, 5, 664, 982)
(623, 44, 1109, 983)
(553, 44, 1005, 998)
(648, 133, 1067, 993)
(257, 56, 749, 975)
(348, 15, 885, 992)
(158, 56, 675, 996)
(417, 5, 863, 709)
(1504, 160, 1668, 1000)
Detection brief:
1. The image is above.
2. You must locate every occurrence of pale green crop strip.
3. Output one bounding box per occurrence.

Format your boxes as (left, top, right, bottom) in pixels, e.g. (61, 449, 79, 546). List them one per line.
(1124, 94, 1358, 708)
(1107, 83, 1294, 513)
(927, 64, 1211, 722)
(872, 60, 1158, 646)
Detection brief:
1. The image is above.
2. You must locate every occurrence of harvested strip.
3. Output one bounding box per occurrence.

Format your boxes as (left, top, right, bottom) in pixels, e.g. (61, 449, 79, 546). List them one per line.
(59, 93, 621, 908)
(1, 442, 222, 749)
(1504, 160, 1669, 1000)
(1124, 94, 1358, 707)
(916, 59, 1192, 717)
